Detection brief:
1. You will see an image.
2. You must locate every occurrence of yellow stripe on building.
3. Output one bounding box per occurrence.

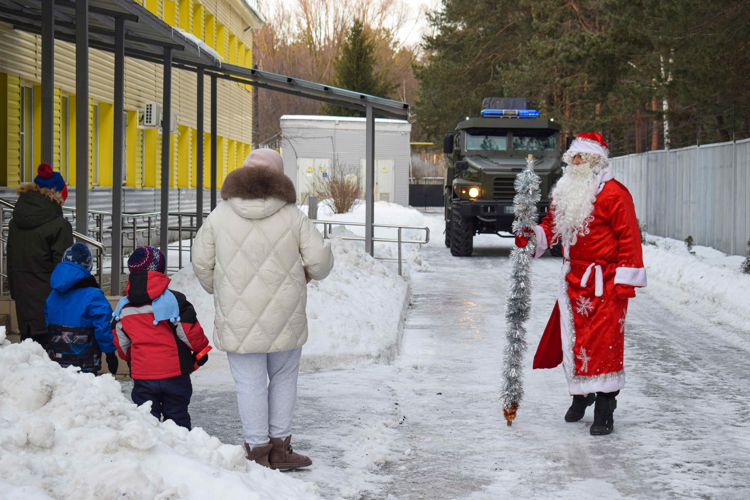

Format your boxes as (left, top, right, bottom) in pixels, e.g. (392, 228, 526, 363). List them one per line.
(0, 0, 258, 194)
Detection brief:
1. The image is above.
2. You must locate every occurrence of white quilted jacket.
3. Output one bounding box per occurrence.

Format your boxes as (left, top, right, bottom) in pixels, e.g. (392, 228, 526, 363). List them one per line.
(192, 176, 333, 353)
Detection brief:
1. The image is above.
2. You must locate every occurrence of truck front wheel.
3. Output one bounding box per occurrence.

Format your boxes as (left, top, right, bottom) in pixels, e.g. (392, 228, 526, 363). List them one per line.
(450, 202, 474, 256)
(445, 221, 451, 247)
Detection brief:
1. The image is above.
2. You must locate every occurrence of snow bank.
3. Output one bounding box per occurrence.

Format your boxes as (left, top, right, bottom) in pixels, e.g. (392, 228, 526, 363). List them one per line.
(0, 340, 319, 499)
(304, 201, 430, 272)
(171, 232, 410, 374)
(643, 235, 750, 339)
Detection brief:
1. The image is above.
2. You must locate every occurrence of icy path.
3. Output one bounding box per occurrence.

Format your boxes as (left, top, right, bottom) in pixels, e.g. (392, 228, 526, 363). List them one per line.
(191, 213, 750, 499)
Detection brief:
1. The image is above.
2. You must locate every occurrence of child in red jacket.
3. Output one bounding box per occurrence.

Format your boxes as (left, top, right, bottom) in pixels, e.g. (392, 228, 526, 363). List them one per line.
(112, 246, 210, 429)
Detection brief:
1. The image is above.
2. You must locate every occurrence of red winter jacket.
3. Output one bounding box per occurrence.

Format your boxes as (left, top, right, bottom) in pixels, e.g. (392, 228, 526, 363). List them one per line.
(112, 271, 209, 380)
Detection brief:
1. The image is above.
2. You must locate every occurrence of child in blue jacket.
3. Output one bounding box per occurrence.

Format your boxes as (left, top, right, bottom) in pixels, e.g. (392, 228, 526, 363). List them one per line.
(44, 243, 118, 375)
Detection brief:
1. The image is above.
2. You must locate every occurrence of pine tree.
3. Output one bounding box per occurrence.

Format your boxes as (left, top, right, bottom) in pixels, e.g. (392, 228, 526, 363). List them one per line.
(324, 19, 394, 117)
(415, 0, 750, 151)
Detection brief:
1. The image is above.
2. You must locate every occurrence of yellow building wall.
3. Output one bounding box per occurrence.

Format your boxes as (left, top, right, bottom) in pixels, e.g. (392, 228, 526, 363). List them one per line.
(53, 88, 61, 172)
(0, 73, 7, 186)
(143, 129, 159, 188)
(216, 136, 224, 187)
(169, 131, 178, 188)
(88, 99, 95, 189)
(237, 42, 245, 67)
(0, 0, 256, 190)
(193, 3, 204, 40)
(164, 0, 177, 27)
(216, 23, 226, 60)
(190, 128, 198, 188)
(178, 125, 192, 188)
(179, 0, 192, 32)
(203, 132, 211, 189)
(67, 94, 77, 187)
(32, 86, 40, 170)
(227, 139, 236, 178)
(135, 126, 144, 189)
(97, 102, 114, 187)
(228, 35, 237, 65)
(6, 75, 21, 188)
(205, 14, 216, 49)
(125, 111, 143, 188)
(146, 0, 159, 16)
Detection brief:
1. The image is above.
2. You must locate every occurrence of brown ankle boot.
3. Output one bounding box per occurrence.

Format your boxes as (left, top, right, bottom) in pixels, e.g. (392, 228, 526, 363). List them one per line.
(269, 435, 312, 470)
(244, 443, 273, 468)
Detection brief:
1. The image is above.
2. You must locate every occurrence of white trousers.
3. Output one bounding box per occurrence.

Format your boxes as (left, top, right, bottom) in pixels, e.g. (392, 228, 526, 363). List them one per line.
(227, 348, 302, 449)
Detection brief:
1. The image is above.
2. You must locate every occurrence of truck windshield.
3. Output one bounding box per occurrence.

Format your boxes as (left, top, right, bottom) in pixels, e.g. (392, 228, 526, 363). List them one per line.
(466, 131, 507, 151)
(513, 130, 555, 151)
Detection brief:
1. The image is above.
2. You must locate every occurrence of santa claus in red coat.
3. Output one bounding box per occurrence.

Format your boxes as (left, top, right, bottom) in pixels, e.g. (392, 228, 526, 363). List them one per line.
(515, 132, 646, 435)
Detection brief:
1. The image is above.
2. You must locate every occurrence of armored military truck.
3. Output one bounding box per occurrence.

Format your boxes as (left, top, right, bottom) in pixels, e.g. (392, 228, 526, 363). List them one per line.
(443, 97, 564, 256)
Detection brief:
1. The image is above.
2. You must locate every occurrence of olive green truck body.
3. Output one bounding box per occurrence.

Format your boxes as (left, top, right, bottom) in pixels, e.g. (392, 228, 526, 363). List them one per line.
(443, 99, 563, 256)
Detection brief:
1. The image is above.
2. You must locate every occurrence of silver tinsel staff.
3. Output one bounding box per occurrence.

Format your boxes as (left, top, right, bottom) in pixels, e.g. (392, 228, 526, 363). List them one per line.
(502, 154, 541, 426)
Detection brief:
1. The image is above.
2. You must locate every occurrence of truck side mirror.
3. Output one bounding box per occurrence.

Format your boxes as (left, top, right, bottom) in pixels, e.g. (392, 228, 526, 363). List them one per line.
(565, 135, 574, 151)
(443, 133, 454, 155)
(455, 161, 469, 171)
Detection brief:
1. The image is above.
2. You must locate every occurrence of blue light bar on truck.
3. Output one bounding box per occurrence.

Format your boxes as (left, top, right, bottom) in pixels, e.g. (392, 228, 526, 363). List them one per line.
(481, 109, 540, 118)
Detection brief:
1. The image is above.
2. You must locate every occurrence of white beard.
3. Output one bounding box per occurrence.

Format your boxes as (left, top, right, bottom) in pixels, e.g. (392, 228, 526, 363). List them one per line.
(550, 161, 601, 248)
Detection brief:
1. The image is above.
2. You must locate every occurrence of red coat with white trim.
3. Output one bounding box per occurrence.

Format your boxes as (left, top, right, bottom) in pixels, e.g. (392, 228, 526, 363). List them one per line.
(532, 179, 646, 394)
(112, 271, 209, 380)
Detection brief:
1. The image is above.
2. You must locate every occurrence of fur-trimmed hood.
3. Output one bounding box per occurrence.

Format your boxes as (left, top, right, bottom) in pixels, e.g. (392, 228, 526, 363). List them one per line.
(13, 183, 65, 230)
(17, 183, 65, 205)
(221, 166, 296, 204)
(220, 167, 297, 221)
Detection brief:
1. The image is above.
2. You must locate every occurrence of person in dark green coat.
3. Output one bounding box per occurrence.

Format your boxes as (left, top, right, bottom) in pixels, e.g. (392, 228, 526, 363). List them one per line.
(8, 163, 73, 344)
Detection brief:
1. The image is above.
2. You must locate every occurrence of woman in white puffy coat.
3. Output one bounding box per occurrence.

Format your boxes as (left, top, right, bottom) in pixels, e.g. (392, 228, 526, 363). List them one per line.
(192, 149, 334, 469)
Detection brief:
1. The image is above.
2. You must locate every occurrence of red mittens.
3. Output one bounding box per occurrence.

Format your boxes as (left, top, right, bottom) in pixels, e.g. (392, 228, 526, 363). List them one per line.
(615, 284, 636, 300)
(515, 228, 534, 248)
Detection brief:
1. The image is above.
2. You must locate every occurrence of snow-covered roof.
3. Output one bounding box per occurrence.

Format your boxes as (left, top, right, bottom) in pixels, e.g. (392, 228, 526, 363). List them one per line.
(174, 28, 223, 61)
(281, 115, 409, 125)
(231, 0, 266, 29)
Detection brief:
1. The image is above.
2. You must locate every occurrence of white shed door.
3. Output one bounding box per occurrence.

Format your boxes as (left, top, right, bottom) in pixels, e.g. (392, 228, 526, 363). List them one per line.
(297, 158, 331, 204)
(359, 159, 395, 203)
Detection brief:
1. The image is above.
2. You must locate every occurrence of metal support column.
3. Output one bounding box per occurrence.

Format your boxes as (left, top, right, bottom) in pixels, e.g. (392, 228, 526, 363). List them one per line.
(75, 0, 89, 234)
(196, 68, 204, 228)
(210, 74, 217, 210)
(160, 48, 173, 265)
(110, 16, 125, 295)
(365, 104, 375, 256)
(41, 0, 55, 165)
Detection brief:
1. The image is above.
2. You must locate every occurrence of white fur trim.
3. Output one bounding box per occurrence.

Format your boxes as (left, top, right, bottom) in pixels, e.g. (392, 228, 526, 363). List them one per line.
(596, 165, 614, 194)
(614, 267, 647, 287)
(580, 262, 604, 297)
(533, 225, 548, 258)
(558, 262, 625, 395)
(569, 138, 609, 161)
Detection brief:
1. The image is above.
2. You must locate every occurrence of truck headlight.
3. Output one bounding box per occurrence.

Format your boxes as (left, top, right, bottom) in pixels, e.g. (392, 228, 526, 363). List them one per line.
(469, 187, 480, 198)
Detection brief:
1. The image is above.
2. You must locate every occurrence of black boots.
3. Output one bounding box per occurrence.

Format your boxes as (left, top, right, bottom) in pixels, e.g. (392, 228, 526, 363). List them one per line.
(590, 390, 619, 436)
(565, 394, 596, 422)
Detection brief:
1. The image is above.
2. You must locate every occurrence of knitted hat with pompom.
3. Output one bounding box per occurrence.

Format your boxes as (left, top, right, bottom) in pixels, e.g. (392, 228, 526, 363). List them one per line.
(34, 163, 68, 201)
(128, 246, 166, 273)
(63, 243, 93, 271)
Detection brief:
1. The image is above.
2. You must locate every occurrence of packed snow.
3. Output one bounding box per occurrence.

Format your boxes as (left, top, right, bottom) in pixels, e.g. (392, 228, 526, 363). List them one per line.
(7, 200, 750, 499)
(171, 229, 411, 378)
(0, 340, 320, 499)
(642, 233, 750, 342)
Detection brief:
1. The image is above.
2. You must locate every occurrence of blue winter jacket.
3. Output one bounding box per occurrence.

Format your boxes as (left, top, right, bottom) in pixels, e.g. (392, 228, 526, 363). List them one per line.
(45, 261, 115, 372)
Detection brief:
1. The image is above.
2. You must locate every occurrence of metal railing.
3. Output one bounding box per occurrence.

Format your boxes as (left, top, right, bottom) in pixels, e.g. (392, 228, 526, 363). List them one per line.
(0, 199, 106, 294)
(167, 212, 207, 273)
(0, 196, 429, 285)
(311, 219, 430, 275)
